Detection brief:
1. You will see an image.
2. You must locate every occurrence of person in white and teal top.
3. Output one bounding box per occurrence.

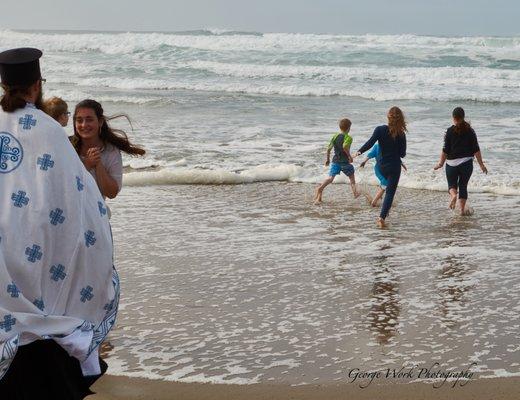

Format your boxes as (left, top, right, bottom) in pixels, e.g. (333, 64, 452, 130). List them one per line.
(314, 118, 360, 203)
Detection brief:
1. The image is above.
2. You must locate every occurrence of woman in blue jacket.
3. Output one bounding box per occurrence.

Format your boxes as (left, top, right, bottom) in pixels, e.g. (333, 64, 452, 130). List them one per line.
(356, 107, 407, 228)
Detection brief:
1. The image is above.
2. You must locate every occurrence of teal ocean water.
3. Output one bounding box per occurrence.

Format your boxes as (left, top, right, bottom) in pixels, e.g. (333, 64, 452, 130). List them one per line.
(1, 29, 519, 194)
(2, 30, 519, 384)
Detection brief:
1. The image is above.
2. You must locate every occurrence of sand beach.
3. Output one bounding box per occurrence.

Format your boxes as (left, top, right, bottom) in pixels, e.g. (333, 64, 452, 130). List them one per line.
(91, 375, 520, 400)
(93, 182, 520, 397)
(1, 29, 519, 399)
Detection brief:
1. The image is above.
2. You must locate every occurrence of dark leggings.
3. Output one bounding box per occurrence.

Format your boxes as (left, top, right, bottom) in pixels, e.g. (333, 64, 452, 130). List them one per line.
(380, 164, 401, 220)
(446, 160, 473, 199)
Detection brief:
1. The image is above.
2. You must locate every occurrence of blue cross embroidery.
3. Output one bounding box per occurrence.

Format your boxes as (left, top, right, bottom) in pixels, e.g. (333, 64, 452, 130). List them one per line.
(98, 201, 107, 216)
(49, 208, 65, 225)
(0, 132, 23, 174)
(19, 114, 37, 130)
(76, 176, 84, 191)
(11, 190, 29, 208)
(84, 230, 96, 247)
(104, 299, 115, 313)
(37, 154, 54, 171)
(33, 298, 45, 311)
(50, 264, 67, 281)
(0, 314, 16, 332)
(25, 244, 43, 263)
(7, 283, 20, 298)
(80, 286, 94, 302)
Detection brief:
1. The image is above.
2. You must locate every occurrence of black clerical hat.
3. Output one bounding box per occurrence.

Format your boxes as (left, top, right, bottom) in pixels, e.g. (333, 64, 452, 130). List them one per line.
(0, 48, 42, 86)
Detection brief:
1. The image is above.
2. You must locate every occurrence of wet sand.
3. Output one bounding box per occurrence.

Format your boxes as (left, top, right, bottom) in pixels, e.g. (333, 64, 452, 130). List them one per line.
(87, 183, 520, 398)
(91, 375, 520, 400)
(104, 183, 520, 384)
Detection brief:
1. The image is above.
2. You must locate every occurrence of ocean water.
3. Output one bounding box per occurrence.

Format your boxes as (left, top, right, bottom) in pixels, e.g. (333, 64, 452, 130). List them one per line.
(1, 29, 519, 384)
(1, 29, 519, 194)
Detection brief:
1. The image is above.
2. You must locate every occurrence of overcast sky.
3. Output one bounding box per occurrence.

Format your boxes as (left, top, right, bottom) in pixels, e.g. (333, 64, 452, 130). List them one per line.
(0, 0, 518, 36)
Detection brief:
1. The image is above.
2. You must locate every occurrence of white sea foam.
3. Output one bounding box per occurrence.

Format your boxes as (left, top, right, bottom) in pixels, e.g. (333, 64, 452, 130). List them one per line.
(107, 357, 261, 384)
(47, 88, 164, 104)
(44, 65, 520, 102)
(2, 30, 519, 56)
(3, 29, 519, 103)
(185, 61, 520, 89)
(123, 164, 304, 186)
(481, 369, 520, 379)
(103, 182, 520, 385)
(122, 157, 167, 170)
(122, 164, 520, 196)
(42, 58, 520, 102)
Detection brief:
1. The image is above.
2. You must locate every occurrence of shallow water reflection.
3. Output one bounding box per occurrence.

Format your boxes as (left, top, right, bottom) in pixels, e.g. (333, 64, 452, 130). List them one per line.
(105, 183, 520, 384)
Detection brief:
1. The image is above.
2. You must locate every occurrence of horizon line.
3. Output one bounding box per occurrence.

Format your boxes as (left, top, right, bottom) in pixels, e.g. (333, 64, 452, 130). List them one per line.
(2, 28, 519, 38)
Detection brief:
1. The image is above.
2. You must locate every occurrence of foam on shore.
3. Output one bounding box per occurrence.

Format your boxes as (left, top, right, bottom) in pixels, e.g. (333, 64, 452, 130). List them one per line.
(122, 165, 520, 196)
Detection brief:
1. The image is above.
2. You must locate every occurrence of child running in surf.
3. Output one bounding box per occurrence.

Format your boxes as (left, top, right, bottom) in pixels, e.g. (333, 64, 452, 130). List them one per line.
(359, 143, 407, 207)
(314, 118, 360, 204)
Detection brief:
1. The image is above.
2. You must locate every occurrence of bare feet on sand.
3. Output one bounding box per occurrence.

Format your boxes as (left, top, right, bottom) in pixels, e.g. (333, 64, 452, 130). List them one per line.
(449, 194, 457, 209)
(377, 217, 386, 228)
(461, 207, 473, 216)
(314, 190, 323, 205)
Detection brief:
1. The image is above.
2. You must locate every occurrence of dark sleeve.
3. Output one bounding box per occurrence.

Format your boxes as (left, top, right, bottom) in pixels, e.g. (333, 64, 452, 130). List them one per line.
(442, 128, 451, 154)
(399, 134, 406, 158)
(358, 127, 380, 154)
(470, 129, 480, 154)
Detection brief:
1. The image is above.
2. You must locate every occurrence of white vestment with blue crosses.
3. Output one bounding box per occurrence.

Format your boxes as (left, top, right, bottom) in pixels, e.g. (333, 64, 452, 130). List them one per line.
(0, 104, 119, 379)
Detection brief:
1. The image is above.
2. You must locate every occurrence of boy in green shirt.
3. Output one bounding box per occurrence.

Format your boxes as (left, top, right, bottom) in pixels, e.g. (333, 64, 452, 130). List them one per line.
(314, 118, 360, 203)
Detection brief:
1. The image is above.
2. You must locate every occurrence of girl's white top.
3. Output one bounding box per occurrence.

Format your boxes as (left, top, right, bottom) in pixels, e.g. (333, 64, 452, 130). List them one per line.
(86, 143, 123, 198)
(0, 103, 119, 379)
(446, 156, 473, 167)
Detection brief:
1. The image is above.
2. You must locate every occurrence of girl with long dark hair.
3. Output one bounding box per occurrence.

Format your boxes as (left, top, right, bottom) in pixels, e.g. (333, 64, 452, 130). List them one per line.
(434, 107, 487, 215)
(71, 99, 145, 199)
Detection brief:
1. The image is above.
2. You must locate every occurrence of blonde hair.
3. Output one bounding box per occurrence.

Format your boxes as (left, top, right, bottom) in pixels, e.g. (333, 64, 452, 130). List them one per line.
(43, 97, 68, 121)
(387, 107, 407, 138)
(339, 118, 351, 132)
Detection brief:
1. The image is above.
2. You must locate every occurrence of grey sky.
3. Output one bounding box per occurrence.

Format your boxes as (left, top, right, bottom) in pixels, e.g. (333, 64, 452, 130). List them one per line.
(0, 0, 518, 36)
